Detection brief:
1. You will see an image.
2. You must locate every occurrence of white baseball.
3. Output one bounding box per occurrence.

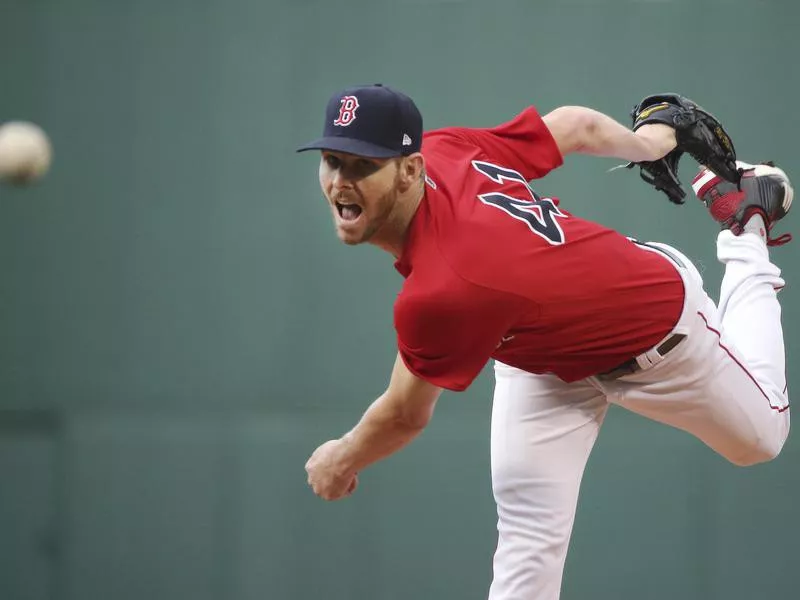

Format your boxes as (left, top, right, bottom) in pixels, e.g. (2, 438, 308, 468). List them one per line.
(0, 121, 53, 183)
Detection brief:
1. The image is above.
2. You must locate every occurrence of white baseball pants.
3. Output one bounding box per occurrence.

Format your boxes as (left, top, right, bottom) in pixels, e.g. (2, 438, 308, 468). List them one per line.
(487, 231, 791, 600)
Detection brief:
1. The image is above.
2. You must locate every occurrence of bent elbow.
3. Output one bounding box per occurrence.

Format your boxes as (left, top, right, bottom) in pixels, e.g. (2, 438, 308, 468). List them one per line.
(394, 397, 437, 432)
(398, 406, 434, 432)
(543, 106, 599, 156)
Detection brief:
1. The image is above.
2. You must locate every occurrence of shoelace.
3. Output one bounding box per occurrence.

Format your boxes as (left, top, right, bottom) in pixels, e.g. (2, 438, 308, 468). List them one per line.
(768, 232, 793, 246)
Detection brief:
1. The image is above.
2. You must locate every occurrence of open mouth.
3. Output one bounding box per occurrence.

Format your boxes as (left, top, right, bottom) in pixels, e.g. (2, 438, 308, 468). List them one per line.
(336, 202, 363, 222)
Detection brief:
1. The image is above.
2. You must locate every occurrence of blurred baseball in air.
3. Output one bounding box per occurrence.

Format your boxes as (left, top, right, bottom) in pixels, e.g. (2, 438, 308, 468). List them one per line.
(0, 121, 52, 185)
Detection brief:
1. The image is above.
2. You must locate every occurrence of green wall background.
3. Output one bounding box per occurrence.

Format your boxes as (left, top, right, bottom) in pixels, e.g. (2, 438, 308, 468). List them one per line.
(1, 1, 799, 599)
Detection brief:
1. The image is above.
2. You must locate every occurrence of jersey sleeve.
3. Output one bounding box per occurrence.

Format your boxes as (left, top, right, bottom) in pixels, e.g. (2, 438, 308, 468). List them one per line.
(426, 106, 564, 181)
(394, 278, 526, 392)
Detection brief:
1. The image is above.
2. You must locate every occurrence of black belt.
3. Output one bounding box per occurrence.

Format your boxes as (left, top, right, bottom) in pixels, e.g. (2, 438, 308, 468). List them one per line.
(597, 333, 687, 381)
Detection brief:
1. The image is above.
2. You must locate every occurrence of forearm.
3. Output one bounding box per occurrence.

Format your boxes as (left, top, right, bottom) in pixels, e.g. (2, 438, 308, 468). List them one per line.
(337, 393, 429, 473)
(543, 106, 677, 162)
(578, 110, 676, 161)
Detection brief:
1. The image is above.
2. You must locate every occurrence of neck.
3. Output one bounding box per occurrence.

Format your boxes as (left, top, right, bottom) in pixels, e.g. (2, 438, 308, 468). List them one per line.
(370, 181, 425, 258)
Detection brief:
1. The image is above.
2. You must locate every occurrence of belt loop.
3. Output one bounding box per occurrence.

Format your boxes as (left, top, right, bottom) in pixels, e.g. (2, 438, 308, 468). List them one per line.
(638, 347, 664, 370)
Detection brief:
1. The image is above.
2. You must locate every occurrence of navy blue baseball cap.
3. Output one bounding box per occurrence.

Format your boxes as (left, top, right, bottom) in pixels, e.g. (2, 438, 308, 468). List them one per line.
(297, 84, 423, 158)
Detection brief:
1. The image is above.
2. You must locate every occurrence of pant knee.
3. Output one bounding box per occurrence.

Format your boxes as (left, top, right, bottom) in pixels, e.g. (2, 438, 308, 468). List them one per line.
(728, 431, 787, 467)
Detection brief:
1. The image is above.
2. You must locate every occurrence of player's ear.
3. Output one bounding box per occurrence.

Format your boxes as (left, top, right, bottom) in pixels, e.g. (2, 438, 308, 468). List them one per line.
(398, 153, 425, 191)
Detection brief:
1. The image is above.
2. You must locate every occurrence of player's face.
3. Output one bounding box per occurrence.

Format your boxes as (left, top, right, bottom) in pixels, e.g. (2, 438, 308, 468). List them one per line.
(319, 151, 402, 245)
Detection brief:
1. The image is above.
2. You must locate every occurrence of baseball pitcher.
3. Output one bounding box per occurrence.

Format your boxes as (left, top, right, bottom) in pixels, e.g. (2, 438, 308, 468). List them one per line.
(299, 85, 792, 600)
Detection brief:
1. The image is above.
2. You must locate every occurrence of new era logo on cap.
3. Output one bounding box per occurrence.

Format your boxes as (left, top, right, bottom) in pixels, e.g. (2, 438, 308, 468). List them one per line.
(297, 84, 423, 158)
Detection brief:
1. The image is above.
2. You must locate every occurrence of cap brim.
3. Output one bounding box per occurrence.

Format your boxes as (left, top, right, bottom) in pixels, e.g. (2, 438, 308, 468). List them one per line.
(296, 136, 400, 158)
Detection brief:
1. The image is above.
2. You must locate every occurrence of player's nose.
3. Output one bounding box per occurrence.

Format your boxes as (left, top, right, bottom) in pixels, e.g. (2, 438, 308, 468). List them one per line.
(331, 168, 354, 189)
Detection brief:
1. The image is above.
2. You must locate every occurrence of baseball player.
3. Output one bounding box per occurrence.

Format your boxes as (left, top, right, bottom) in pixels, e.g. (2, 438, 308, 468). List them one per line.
(299, 84, 792, 600)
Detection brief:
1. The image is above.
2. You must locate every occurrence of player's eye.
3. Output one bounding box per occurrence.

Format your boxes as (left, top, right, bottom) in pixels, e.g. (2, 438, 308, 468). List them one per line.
(354, 159, 380, 175)
(323, 154, 340, 169)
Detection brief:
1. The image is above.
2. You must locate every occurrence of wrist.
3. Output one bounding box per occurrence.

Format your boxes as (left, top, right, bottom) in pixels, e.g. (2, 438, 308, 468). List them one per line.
(634, 124, 678, 161)
(337, 431, 361, 473)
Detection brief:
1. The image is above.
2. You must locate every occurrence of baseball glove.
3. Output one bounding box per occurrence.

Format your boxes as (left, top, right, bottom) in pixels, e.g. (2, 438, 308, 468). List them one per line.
(628, 93, 740, 204)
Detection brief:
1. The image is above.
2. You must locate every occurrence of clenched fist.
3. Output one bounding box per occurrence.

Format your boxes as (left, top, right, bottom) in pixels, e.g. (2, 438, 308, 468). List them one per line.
(305, 439, 359, 501)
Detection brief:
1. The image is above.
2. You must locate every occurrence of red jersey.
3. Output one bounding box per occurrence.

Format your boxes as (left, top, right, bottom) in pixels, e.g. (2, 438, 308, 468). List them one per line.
(393, 106, 685, 390)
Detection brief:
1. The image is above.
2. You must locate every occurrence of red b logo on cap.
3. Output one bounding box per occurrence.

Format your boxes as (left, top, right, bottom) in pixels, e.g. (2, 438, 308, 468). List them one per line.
(333, 96, 359, 127)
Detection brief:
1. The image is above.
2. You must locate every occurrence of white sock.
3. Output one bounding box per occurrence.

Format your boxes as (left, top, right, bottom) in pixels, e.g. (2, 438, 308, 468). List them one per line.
(743, 213, 768, 243)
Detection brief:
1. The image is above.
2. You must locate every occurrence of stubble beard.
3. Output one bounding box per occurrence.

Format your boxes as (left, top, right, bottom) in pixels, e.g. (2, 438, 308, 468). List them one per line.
(336, 186, 399, 246)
